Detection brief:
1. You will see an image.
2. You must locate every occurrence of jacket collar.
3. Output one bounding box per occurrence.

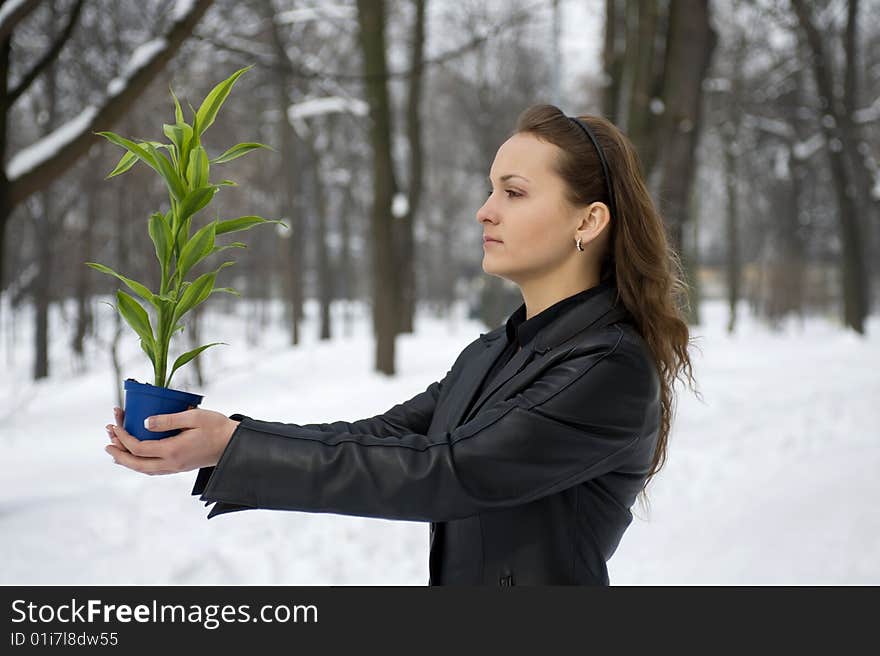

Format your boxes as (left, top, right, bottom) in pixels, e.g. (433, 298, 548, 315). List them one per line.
(453, 281, 631, 426)
(479, 280, 630, 353)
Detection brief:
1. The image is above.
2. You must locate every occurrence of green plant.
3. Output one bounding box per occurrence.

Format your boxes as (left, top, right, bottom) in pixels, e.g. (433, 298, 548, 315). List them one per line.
(87, 65, 286, 389)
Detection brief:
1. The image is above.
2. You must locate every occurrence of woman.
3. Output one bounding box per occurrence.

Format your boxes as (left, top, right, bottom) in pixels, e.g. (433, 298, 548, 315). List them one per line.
(104, 104, 697, 585)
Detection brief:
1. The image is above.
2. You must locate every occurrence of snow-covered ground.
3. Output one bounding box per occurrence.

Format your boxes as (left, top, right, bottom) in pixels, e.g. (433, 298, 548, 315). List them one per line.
(0, 294, 877, 585)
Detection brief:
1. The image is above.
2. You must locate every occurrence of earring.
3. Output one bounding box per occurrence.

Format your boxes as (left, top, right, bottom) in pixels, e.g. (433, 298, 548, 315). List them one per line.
(576, 236, 584, 252)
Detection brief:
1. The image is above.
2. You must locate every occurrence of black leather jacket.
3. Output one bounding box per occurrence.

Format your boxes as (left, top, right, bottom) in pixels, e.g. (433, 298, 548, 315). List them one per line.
(192, 283, 661, 585)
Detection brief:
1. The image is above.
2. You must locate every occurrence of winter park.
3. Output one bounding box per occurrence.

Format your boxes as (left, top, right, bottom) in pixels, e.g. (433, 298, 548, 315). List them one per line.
(1, 0, 879, 587)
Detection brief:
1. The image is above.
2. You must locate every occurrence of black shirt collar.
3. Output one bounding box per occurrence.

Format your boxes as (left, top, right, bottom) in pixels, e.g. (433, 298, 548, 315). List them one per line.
(504, 281, 614, 348)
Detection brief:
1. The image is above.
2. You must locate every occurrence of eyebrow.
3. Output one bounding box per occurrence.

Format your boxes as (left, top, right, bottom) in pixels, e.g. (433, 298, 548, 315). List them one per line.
(488, 174, 530, 184)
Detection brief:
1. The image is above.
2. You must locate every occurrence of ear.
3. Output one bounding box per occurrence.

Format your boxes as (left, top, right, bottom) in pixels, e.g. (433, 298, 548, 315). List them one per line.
(575, 202, 611, 240)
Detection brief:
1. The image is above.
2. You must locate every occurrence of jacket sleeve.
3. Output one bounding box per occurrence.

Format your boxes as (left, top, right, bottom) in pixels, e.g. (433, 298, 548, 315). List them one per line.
(195, 331, 660, 522)
(190, 371, 451, 500)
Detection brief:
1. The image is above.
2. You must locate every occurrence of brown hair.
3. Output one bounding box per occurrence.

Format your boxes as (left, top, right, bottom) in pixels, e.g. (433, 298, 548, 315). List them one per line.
(512, 104, 700, 510)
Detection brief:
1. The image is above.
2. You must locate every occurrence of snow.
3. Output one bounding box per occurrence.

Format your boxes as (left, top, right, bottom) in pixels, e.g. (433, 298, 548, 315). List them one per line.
(793, 132, 824, 161)
(5, 106, 98, 182)
(287, 96, 369, 122)
(171, 0, 196, 22)
(773, 148, 789, 179)
(275, 6, 356, 25)
(105, 38, 168, 99)
(0, 0, 30, 33)
(745, 115, 793, 140)
(853, 95, 880, 124)
(6, 35, 170, 182)
(287, 96, 369, 139)
(0, 294, 877, 585)
(392, 192, 409, 218)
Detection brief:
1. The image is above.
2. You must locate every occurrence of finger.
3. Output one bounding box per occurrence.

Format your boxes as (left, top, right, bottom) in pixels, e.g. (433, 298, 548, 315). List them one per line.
(109, 424, 165, 458)
(105, 426, 131, 453)
(145, 409, 198, 433)
(114, 406, 124, 427)
(105, 444, 171, 475)
(112, 434, 131, 453)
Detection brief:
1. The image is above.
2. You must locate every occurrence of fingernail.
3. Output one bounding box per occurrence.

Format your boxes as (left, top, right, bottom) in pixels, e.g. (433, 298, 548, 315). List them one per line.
(144, 417, 151, 429)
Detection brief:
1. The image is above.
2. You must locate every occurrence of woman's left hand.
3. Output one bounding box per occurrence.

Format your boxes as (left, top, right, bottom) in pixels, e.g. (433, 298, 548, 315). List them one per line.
(104, 407, 241, 475)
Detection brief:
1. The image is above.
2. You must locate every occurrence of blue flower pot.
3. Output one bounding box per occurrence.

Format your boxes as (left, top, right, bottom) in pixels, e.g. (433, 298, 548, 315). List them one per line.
(123, 378, 204, 441)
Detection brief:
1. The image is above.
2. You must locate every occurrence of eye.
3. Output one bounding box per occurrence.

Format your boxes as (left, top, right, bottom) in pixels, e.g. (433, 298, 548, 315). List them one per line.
(486, 189, 522, 198)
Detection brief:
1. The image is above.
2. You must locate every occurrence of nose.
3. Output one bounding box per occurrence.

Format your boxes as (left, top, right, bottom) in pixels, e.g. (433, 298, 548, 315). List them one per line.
(476, 194, 498, 226)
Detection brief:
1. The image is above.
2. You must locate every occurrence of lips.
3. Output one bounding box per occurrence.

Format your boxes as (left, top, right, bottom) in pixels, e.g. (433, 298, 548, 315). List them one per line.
(483, 236, 502, 243)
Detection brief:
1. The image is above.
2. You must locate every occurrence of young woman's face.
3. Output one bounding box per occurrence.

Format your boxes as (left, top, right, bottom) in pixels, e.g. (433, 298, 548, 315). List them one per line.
(477, 132, 582, 285)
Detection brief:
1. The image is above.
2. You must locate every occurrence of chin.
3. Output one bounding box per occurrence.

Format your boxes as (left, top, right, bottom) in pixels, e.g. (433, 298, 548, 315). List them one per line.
(482, 258, 515, 281)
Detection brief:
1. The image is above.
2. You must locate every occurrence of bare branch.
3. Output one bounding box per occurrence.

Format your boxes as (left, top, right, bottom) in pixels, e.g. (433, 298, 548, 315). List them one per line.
(0, 0, 42, 42)
(7, 0, 85, 105)
(5, 0, 215, 207)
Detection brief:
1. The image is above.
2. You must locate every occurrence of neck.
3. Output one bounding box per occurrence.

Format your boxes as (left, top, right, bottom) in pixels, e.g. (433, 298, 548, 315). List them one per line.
(518, 272, 601, 320)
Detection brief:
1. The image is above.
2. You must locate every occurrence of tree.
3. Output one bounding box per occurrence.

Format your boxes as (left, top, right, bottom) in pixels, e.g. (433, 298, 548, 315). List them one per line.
(1, 0, 214, 299)
(791, 0, 871, 334)
(356, 0, 400, 374)
(603, 0, 717, 324)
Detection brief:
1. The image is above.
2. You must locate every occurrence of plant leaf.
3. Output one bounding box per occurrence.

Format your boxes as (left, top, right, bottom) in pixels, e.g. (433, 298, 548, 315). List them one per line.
(195, 65, 253, 137)
(176, 220, 217, 282)
(167, 342, 227, 387)
(116, 290, 155, 349)
(172, 270, 216, 326)
(141, 142, 186, 201)
(176, 185, 217, 227)
(140, 338, 156, 369)
(209, 241, 246, 255)
(215, 215, 288, 236)
(177, 122, 194, 178)
(211, 142, 273, 164)
(170, 85, 185, 125)
(162, 123, 186, 159)
(186, 145, 209, 189)
(95, 131, 159, 175)
(209, 286, 241, 297)
(217, 179, 237, 187)
(105, 150, 139, 179)
(148, 212, 173, 270)
(86, 262, 157, 309)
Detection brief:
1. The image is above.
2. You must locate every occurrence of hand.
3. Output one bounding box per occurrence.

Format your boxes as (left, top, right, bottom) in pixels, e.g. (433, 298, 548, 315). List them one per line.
(104, 405, 241, 475)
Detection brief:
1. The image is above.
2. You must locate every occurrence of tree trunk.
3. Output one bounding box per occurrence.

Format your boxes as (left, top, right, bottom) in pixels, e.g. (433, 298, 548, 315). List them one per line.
(626, 0, 661, 174)
(722, 125, 740, 334)
(0, 35, 10, 324)
(396, 0, 427, 335)
(357, 0, 399, 375)
(261, 0, 305, 346)
(187, 302, 204, 389)
(602, 0, 621, 121)
(302, 122, 333, 341)
(653, 0, 716, 324)
(791, 0, 869, 333)
(337, 180, 356, 338)
(71, 161, 97, 362)
(32, 197, 50, 380)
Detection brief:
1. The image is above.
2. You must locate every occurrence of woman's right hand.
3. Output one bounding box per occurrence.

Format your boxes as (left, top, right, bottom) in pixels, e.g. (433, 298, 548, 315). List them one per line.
(106, 407, 131, 454)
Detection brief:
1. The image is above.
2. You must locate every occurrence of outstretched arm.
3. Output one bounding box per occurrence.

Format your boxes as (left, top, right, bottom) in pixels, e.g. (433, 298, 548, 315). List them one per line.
(105, 332, 659, 523)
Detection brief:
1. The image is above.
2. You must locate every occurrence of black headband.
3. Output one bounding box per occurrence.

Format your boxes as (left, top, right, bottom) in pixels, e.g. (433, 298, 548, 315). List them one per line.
(567, 116, 616, 219)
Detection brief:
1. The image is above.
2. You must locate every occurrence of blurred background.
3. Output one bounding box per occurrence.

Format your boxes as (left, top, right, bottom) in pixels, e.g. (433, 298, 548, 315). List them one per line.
(0, 0, 877, 585)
